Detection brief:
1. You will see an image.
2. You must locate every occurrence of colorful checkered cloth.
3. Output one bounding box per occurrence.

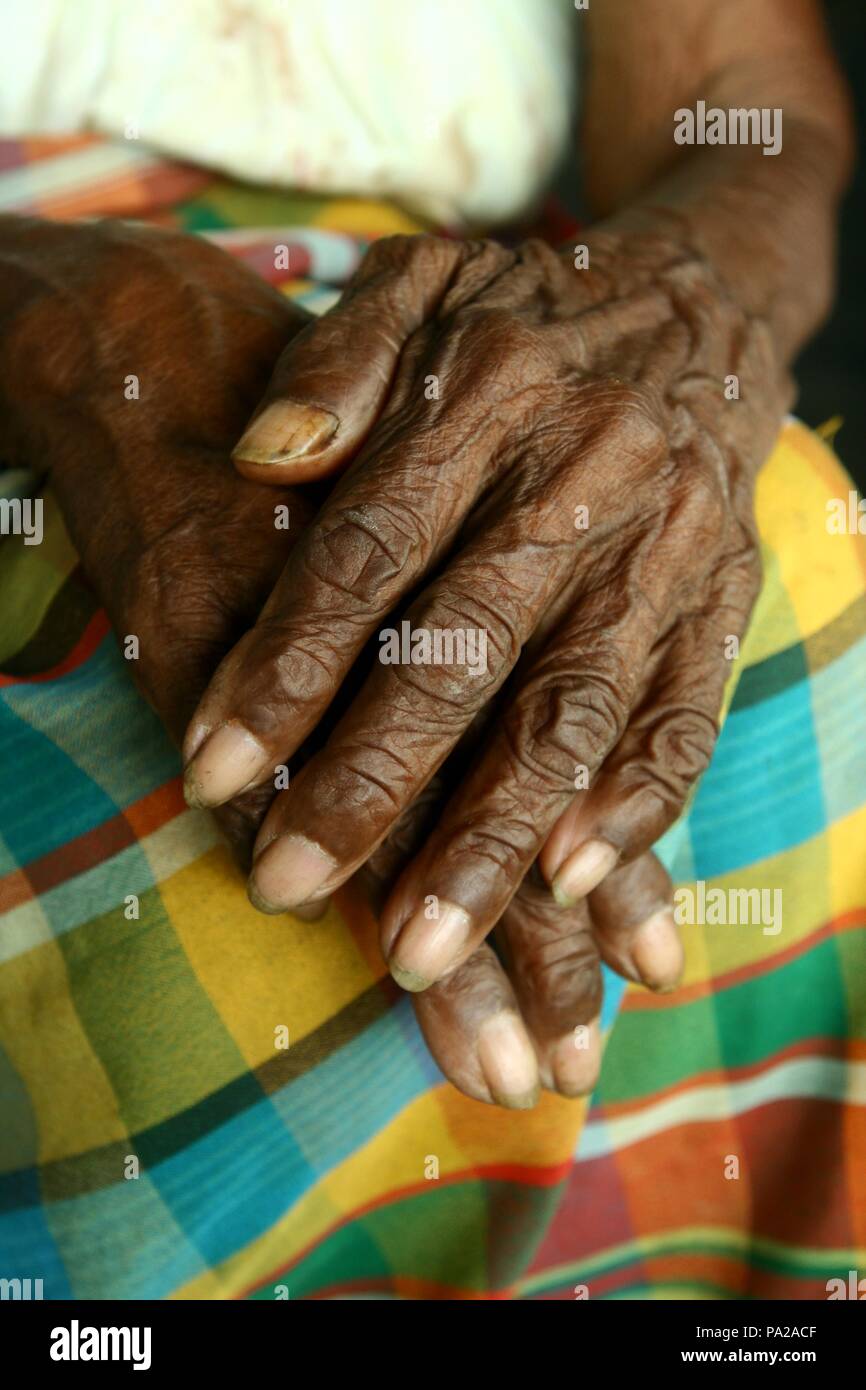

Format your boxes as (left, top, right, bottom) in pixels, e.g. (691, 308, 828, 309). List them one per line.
(1, 139, 865, 1300)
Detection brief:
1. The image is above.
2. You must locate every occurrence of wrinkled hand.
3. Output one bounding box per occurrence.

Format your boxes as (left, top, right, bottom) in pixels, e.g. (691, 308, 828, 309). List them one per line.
(0, 216, 675, 1107)
(185, 228, 790, 998)
(0, 216, 312, 772)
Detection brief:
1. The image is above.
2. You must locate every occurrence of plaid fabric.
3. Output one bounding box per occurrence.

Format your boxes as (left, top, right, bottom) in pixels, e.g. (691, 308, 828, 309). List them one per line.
(0, 135, 212, 220)
(1, 139, 865, 1300)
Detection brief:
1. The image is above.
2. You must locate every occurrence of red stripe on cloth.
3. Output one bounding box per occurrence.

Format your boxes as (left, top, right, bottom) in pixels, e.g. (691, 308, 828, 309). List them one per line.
(24, 813, 137, 898)
(536, 1257, 832, 1301)
(15, 135, 102, 162)
(0, 137, 213, 220)
(0, 140, 26, 172)
(0, 868, 35, 914)
(29, 164, 212, 222)
(305, 1276, 512, 1300)
(0, 778, 186, 905)
(0, 611, 110, 686)
(123, 779, 186, 839)
(239, 1156, 573, 1299)
(230, 243, 312, 283)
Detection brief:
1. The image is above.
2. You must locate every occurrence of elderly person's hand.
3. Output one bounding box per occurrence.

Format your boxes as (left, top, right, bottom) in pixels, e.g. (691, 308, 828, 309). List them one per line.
(0, 215, 676, 1107)
(183, 0, 853, 997)
(181, 226, 787, 993)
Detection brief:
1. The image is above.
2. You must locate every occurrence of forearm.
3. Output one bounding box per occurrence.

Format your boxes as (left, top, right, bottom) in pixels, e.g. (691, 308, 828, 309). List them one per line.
(581, 0, 854, 361)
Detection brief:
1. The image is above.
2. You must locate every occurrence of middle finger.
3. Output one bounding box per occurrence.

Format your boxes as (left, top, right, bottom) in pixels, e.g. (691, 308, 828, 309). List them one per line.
(247, 508, 577, 911)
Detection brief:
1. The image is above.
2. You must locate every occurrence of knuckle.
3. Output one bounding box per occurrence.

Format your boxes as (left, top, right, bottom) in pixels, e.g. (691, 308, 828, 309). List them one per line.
(433, 587, 520, 670)
(385, 657, 488, 720)
(508, 668, 628, 786)
(676, 462, 730, 537)
(241, 622, 341, 716)
(580, 380, 669, 466)
(329, 757, 409, 819)
(555, 672, 627, 761)
(354, 233, 462, 292)
(437, 238, 516, 313)
(355, 233, 417, 278)
(451, 307, 549, 379)
(642, 705, 719, 800)
(454, 818, 538, 884)
(295, 752, 411, 832)
(302, 500, 423, 609)
(514, 914, 601, 1013)
(384, 585, 517, 713)
(723, 543, 764, 608)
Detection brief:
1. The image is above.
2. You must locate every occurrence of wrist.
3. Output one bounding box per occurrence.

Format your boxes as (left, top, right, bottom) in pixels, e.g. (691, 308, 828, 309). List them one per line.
(558, 220, 752, 341)
(594, 125, 842, 363)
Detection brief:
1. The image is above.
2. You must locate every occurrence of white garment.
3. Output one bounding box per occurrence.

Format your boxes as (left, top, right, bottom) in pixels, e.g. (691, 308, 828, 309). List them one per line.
(0, 0, 575, 223)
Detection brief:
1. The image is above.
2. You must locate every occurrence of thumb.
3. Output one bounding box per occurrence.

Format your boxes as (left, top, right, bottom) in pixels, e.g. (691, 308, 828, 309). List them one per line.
(231, 235, 468, 485)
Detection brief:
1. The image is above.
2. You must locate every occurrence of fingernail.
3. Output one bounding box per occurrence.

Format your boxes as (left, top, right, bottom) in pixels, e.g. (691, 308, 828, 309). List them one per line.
(388, 900, 472, 992)
(478, 1011, 540, 1109)
(631, 907, 684, 991)
(552, 1018, 601, 1097)
(250, 834, 337, 911)
(247, 880, 287, 916)
(233, 401, 338, 465)
(551, 839, 619, 905)
(184, 723, 269, 808)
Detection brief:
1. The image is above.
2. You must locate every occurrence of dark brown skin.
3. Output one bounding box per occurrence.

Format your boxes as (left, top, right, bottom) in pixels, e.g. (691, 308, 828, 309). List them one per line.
(192, 227, 780, 984)
(1, 0, 852, 1108)
(181, 2, 852, 989)
(0, 216, 672, 1107)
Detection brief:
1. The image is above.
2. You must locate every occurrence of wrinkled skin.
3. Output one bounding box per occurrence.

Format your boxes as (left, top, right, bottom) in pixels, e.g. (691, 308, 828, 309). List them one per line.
(184, 229, 791, 996)
(0, 216, 683, 1107)
(2, 0, 849, 1114)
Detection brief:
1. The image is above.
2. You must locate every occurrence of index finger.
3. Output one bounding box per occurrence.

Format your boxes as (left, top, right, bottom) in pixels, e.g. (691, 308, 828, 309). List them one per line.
(181, 342, 516, 811)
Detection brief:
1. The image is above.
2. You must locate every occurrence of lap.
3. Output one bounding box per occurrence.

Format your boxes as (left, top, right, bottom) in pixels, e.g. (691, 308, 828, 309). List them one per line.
(1, 315, 863, 1295)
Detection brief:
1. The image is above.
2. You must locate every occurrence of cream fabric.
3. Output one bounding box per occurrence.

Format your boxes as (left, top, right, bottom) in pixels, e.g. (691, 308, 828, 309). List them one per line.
(0, 0, 576, 224)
